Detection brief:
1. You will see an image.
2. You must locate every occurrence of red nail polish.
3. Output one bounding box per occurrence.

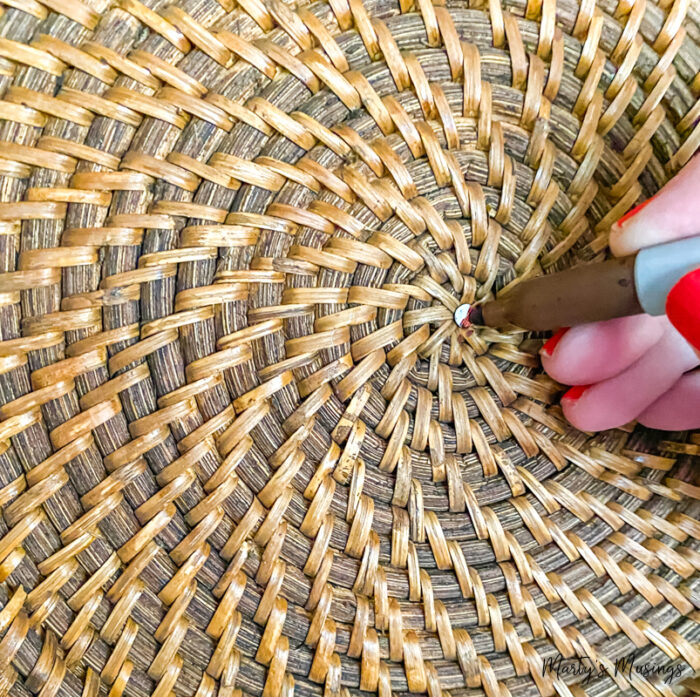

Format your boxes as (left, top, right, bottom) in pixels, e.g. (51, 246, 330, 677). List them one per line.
(616, 198, 652, 226)
(541, 327, 569, 356)
(562, 384, 591, 402)
(666, 269, 700, 352)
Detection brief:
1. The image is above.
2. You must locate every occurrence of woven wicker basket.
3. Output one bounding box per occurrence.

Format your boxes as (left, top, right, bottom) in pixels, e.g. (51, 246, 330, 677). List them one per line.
(0, 0, 697, 696)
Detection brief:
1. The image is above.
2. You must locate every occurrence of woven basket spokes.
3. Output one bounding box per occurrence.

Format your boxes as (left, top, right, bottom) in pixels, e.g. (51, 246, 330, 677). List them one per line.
(0, 0, 696, 697)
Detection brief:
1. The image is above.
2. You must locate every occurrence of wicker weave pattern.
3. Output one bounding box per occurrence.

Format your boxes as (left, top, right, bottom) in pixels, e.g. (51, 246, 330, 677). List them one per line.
(0, 0, 696, 696)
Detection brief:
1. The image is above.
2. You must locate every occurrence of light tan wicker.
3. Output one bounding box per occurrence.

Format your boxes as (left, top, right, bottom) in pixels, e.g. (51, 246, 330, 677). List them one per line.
(0, 0, 696, 696)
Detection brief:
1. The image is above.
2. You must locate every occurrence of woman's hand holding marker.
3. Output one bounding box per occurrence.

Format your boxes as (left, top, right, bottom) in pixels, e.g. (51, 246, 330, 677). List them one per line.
(541, 155, 700, 431)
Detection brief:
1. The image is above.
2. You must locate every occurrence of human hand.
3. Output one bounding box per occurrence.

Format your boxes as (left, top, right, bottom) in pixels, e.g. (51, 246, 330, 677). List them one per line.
(540, 155, 700, 431)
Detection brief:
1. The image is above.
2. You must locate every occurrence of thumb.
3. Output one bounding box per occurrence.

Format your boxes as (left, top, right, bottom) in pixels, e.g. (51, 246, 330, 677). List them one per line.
(666, 268, 700, 352)
(609, 154, 700, 257)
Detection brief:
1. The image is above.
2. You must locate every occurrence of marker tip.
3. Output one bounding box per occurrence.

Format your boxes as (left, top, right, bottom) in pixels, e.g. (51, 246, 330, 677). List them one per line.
(454, 304, 483, 328)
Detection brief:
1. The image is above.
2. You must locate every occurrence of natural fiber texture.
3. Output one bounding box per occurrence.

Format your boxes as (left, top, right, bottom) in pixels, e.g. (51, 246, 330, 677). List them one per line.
(0, 0, 696, 696)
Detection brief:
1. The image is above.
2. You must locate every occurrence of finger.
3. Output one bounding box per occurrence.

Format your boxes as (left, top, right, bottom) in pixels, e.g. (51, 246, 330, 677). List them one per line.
(637, 370, 700, 430)
(609, 154, 700, 256)
(540, 314, 666, 385)
(560, 324, 700, 431)
(666, 268, 700, 352)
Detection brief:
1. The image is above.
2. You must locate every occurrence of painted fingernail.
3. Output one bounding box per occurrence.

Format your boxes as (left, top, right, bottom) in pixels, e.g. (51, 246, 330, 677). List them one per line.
(562, 384, 591, 402)
(616, 198, 652, 227)
(541, 327, 569, 356)
(666, 269, 700, 351)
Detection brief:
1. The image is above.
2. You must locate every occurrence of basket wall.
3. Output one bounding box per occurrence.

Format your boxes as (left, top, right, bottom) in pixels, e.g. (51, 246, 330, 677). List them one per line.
(0, 0, 696, 697)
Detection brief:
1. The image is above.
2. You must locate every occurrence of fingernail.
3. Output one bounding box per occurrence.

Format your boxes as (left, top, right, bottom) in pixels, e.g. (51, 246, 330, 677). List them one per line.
(616, 198, 652, 227)
(541, 327, 569, 356)
(562, 384, 591, 402)
(666, 269, 700, 351)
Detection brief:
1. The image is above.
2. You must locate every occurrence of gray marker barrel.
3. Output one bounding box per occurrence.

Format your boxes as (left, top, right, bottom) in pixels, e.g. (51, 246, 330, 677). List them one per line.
(635, 236, 700, 316)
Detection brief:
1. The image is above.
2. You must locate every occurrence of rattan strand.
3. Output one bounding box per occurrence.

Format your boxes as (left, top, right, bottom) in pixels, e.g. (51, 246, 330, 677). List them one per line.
(0, 0, 695, 696)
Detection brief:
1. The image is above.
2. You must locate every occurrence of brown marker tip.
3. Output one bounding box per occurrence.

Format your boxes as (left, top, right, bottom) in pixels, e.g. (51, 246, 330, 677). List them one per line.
(468, 304, 483, 326)
(454, 303, 484, 328)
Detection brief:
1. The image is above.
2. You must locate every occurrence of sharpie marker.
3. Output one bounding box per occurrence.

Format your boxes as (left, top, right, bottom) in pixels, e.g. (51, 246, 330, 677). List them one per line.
(455, 236, 700, 331)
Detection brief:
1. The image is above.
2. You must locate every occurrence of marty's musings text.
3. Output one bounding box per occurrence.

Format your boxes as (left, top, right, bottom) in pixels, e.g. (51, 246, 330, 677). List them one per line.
(542, 652, 684, 685)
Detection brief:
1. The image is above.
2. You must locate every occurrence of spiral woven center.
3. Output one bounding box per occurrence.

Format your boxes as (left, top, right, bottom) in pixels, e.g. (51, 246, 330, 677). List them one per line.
(0, 1, 696, 697)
